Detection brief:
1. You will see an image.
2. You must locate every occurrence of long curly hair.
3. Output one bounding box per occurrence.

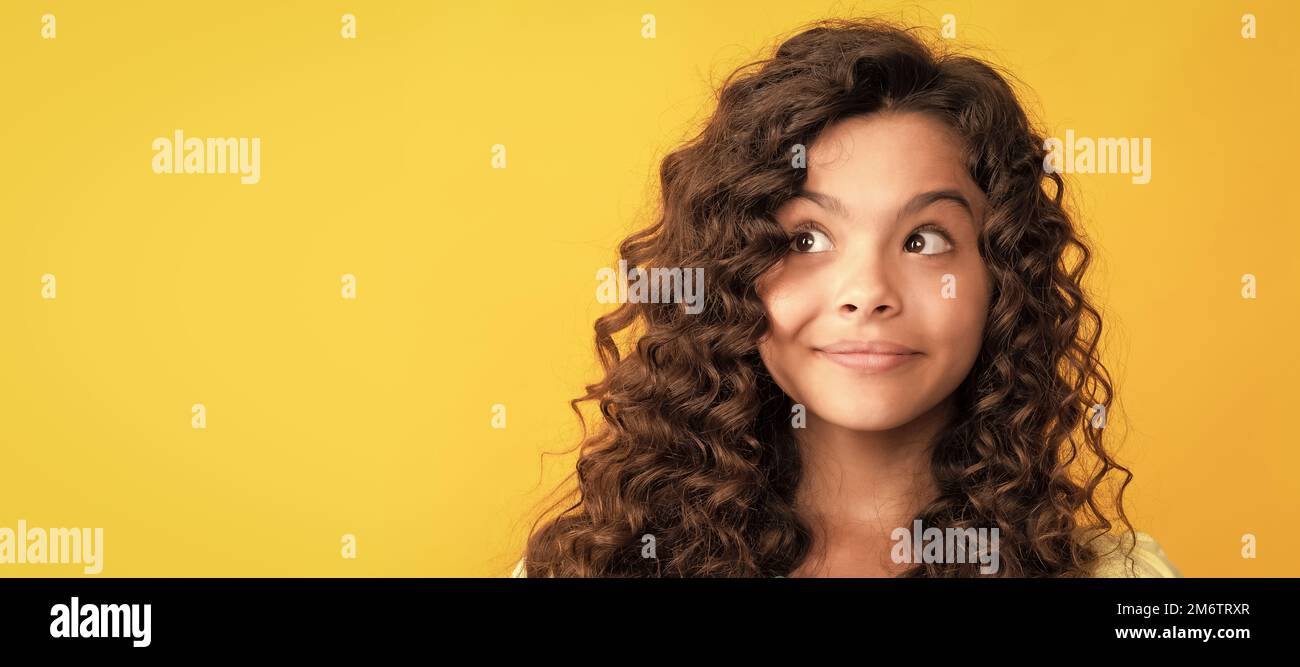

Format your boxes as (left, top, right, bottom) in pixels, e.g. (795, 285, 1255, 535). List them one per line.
(519, 16, 1135, 577)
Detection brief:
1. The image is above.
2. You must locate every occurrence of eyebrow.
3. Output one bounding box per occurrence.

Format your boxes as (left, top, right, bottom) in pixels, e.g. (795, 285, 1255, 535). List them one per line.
(793, 188, 974, 225)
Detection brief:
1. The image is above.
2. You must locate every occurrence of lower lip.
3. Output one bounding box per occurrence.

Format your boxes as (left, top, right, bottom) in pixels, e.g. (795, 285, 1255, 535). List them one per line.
(816, 350, 921, 373)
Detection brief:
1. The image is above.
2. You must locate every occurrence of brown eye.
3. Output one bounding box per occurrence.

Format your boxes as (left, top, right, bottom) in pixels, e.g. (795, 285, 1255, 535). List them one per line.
(904, 230, 952, 255)
(790, 229, 832, 253)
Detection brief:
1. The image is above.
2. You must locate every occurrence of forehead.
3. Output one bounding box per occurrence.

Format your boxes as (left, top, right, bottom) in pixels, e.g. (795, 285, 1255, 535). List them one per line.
(794, 112, 982, 215)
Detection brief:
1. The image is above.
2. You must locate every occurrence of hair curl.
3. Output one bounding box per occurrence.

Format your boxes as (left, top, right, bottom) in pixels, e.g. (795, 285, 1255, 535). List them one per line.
(519, 16, 1135, 577)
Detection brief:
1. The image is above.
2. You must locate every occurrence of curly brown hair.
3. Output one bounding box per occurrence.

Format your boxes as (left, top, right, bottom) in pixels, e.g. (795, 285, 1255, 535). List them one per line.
(518, 16, 1135, 577)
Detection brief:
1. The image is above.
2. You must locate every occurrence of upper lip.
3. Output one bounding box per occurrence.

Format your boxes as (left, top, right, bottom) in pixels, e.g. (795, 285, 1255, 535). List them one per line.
(817, 340, 920, 355)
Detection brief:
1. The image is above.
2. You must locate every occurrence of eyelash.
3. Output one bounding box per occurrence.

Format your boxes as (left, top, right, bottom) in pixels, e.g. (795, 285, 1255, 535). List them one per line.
(785, 222, 956, 254)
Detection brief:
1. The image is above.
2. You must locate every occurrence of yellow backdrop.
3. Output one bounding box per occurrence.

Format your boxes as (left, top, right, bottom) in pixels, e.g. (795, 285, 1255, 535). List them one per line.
(1, 0, 1295, 577)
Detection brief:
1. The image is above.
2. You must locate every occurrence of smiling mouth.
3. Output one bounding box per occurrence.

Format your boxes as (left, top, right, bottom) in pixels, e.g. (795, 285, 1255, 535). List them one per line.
(815, 349, 921, 373)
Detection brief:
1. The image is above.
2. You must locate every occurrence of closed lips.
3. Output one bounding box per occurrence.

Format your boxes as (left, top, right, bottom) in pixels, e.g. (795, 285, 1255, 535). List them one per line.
(816, 341, 921, 372)
(817, 340, 919, 355)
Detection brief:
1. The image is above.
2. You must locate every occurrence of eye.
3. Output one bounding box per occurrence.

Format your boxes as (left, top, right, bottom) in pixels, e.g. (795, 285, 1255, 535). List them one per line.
(790, 228, 833, 253)
(904, 227, 954, 255)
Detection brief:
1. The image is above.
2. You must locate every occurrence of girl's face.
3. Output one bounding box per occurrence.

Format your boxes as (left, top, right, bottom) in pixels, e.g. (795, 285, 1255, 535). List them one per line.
(757, 112, 992, 432)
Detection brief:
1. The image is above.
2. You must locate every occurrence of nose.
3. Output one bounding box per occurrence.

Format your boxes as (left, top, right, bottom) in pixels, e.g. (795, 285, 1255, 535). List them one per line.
(833, 250, 901, 319)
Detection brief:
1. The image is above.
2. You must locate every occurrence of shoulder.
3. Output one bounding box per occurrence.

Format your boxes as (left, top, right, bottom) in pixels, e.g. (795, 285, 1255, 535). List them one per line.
(510, 557, 527, 578)
(1087, 531, 1182, 578)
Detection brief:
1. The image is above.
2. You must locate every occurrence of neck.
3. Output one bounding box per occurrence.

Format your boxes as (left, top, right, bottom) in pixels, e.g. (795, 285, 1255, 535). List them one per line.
(793, 395, 952, 539)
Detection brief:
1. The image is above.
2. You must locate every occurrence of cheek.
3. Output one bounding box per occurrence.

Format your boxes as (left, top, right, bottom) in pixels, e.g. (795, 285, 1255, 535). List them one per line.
(756, 271, 818, 385)
(756, 264, 816, 337)
(913, 265, 990, 364)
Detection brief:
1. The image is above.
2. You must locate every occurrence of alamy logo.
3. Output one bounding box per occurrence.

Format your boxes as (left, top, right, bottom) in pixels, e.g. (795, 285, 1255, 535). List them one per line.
(1044, 129, 1151, 185)
(152, 129, 261, 184)
(890, 519, 1000, 574)
(0, 519, 103, 574)
(595, 259, 705, 315)
(50, 597, 151, 648)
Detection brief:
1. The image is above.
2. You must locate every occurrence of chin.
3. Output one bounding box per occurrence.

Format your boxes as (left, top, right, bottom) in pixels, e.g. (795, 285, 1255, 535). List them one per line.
(810, 398, 924, 432)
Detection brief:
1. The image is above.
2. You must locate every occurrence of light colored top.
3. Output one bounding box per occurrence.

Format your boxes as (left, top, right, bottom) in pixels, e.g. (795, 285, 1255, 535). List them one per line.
(509, 531, 1180, 578)
(1086, 531, 1182, 578)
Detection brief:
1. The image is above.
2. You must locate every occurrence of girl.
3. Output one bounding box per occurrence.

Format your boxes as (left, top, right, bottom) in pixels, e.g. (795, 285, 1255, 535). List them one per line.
(513, 17, 1178, 578)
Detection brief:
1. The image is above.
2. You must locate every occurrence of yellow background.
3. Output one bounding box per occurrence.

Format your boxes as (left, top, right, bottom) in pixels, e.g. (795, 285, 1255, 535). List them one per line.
(0, 0, 1295, 576)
